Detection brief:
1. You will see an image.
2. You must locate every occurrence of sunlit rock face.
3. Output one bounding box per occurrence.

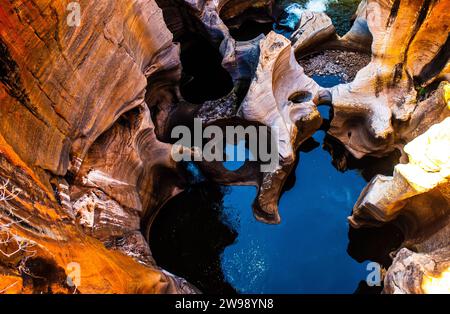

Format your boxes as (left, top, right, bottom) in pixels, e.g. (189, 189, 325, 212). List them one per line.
(350, 116, 449, 294)
(0, 0, 194, 294)
(350, 109, 450, 231)
(384, 248, 450, 294)
(329, 0, 450, 159)
(422, 267, 450, 294)
(350, 115, 450, 236)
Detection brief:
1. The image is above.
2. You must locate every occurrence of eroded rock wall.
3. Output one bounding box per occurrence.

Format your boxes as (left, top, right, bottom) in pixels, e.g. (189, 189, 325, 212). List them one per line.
(329, 0, 450, 158)
(0, 0, 194, 294)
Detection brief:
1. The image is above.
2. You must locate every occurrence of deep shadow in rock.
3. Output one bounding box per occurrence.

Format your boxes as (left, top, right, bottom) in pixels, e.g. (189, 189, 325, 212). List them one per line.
(154, 0, 234, 104)
(228, 19, 274, 41)
(221, 5, 274, 41)
(149, 181, 238, 294)
(179, 33, 234, 104)
(347, 223, 404, 268)
(282, 136, 320, 194)
(323, 134, 401, 182)
(22, 257, 74, 294)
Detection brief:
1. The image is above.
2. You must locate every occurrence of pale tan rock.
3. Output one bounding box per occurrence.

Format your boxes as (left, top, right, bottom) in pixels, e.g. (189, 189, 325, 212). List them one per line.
(350, 117, 450, 230)
(291, 11, 337, 56)
(239, 32, 322, 223)
(351, 117, 450, 294)
(328, 0, 450, 159)
(384, 248, 450, 294)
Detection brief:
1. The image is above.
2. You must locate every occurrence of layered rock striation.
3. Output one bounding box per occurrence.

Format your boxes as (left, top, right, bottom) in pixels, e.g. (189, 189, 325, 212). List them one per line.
(0, 0, 194, 293)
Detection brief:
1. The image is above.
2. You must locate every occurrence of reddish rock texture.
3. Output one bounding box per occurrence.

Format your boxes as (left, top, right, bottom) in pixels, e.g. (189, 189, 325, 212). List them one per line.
(0, 0, 193, 294)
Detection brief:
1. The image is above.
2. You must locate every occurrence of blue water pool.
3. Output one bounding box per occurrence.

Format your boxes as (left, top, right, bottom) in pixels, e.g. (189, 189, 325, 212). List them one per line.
(220, 128, 370, 293)
(149, 74, 396, 294)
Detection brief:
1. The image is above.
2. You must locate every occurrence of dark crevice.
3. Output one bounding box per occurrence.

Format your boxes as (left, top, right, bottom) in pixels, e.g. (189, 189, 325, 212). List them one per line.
(154, 0, 234, 104)
(414, 0, 434, 35)
(149, 181, 238, 294)
(390, 62, 404, 87)
(154, 0, 201, 40)
(22, 257, 74, 294)
(402, 0, 435, 66)
(416, 79, 442, 102)
(323, 134, 401, 182)
(289, 91, 313, 103)
(220, 3, 274, 27)
(347, 223, 404, 268)
(224, 7, 274, 41)
(0, 38, 49, 127)
(415, 33, 450, 86)
(375, 71, 383, 97)
(386, 0, 401, 28)
(229, 19, 274, 41)
(179, 33, 234, 104)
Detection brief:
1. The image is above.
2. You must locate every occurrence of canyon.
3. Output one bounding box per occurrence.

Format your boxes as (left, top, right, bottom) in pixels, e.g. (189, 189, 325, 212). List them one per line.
(0, 0, 449, 294)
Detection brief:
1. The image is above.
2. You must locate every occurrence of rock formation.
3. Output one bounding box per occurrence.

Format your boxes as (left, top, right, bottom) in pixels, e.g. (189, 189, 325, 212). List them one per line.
(153, 0, 324, 224)
(0, 0, 449, 294)
(350, 113, 450, 231)
(337, 0, 450, 294)
(328, 0, 450, 158)
(238, 32, 321, 223)
(350, 104, 449, 294)
(384, 247, 450, 294)
(0, 0, 195, 293)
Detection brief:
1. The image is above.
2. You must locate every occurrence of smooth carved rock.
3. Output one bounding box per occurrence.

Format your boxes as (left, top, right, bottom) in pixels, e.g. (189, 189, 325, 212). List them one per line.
(150, 0, 269, 140)
(384, 248, 450, 294)
(72, 104, 185, 238)
(351, 116, 450, 294)
(239, 32, 322, 223)
(192, 31, 322, 224)
(155, 1, 322, 224)
(350, 115, 450, 231)
(291, 11, 337, 56)
(1, 0, 449, 295)
(328, 0, 450, 159)
(0, 0, 193, 293)
(286, 3, 372, 57)
(185, 0, 275, 82)
(337, 0, 373, 53)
